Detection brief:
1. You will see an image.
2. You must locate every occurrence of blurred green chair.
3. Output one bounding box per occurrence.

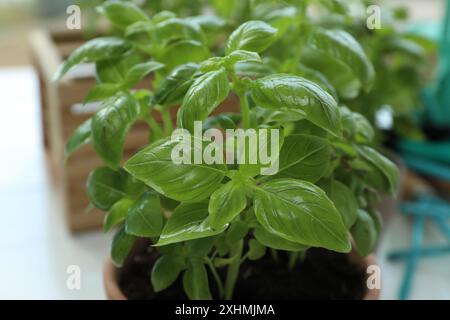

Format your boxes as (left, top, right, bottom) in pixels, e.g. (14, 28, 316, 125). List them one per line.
(421, 0, 450, 127)
(388, 195, 450, 300)
(389, 0, 450, 300)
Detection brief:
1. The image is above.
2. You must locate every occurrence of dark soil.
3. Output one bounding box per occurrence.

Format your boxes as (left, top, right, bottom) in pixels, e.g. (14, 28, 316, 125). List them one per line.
(119, 244, 367, 300)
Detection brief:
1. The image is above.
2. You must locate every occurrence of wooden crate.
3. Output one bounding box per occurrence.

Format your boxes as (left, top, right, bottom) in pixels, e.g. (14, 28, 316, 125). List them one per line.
(29, 29, 152, 232)
(29, 28, 240, 232)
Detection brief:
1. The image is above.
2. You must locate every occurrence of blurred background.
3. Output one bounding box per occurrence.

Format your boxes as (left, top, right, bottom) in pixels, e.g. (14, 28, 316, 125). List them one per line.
(0, 0, 449, 299)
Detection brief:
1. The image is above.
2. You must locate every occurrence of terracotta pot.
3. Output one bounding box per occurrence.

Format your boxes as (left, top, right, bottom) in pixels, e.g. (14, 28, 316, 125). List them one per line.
(103, 254, 380, 300)
(103, 259, 127, 300)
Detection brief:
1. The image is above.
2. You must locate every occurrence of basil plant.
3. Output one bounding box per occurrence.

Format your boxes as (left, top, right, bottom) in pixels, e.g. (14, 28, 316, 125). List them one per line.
(57, 0, 399, 300)
(342, 1, 433, 141)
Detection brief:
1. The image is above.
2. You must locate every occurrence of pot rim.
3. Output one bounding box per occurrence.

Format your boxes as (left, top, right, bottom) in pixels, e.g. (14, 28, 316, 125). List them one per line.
(103, 258, 127, 300)
(103, 253, 380, 300)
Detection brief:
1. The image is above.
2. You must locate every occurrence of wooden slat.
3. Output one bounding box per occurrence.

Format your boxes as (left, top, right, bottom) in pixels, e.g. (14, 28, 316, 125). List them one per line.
(29, 29, 62, 83)
(57, 41, 86, 58)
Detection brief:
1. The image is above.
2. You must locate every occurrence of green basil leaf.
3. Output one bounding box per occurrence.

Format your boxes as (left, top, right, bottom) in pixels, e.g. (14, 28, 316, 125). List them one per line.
(203, 113, 240, 130)
(96, 54, 141, 83)
(248, 239, 266, 260)
(125, 192, 163, 237)
(251, 74, 342, 136)
(225, 220, 249, 244)
(84, 83, 120, 103)
(125, 20, 154, 37)
(123, 174, 147, 198)
(208, 180, 247, 229)
(235, 60, 274, 78)
(368, 208, 383, 238)
(340, 106, 374, 143)
(153, 63, 199, 107)
(152, 11, 177, 24)
(124, 137, 226, 202)
(53, 37, 131, 81)
(302, 29, 375, 95)
(187, 15, 227, 31)
(214, 235, 231, 257)
(356, 146, 399, 194)
(199, 57, 225, 72)
(254, 179, 350, 252)
(252, 4, 297, 36)
(274, 134, 331, 182)
(111, 225, 136, 267)
(297, 64, 338, 100)
(317, 179, 358, 229)
(225, 20, 278, 54)
(86, 167, 127, 210)
(385, 37, 426, 60)
(104, 198, 134, 232)
(155, 243, 185, 256)
(236, 127, 284, 178)
(254, 227, 307, 252)
(155, 18, 204, 44)
(87, 167, 145, 210)
(292, 119, 328, 137)
(160, 196, 181, 212)
(161, 40, 210, 71)
(151, 255, 186, 292)
(102, 1, 149, 30)
(183, 260, 212, 300)
(185, 237, 216, 257)
(302, 52, 360, 99)
(92, 94, 139, 168)
(224, 50, 261, 67)
(64, 118, 91, 159)
(211, 0, 237, 18)
(331, 140, 357, 157)
(317, 0, 348, 14)
(351, 209, 377, 257)
(177, 68, 230, 132)
(122, 61, 165, 88)
(255, 108, 305, 125)
(156, 203, 226, 246)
